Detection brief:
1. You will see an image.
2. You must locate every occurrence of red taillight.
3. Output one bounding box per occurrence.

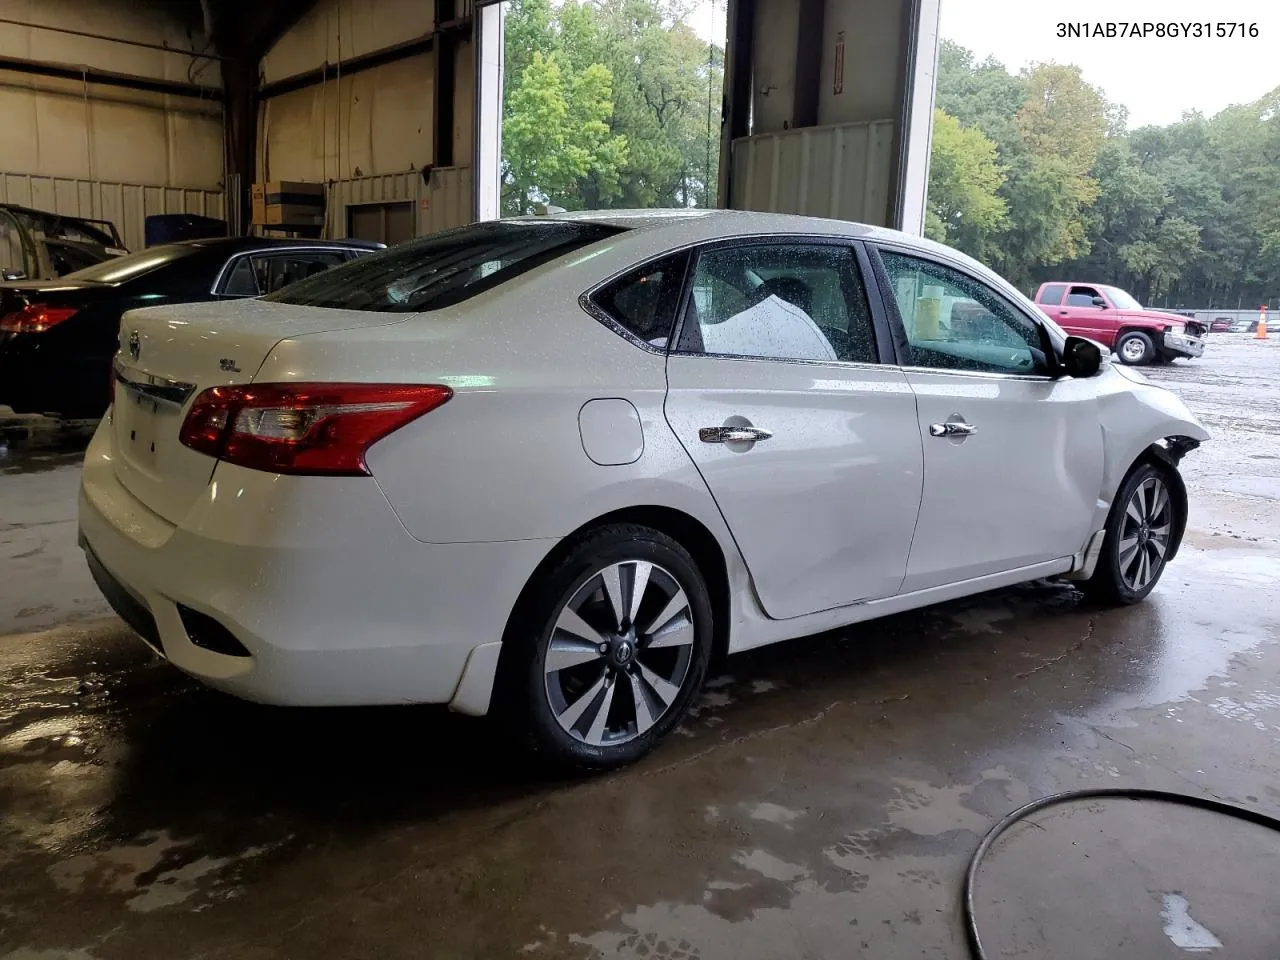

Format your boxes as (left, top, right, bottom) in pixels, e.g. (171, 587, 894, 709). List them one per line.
(0, 304, 79, 333)
(178, 383, 453, 476)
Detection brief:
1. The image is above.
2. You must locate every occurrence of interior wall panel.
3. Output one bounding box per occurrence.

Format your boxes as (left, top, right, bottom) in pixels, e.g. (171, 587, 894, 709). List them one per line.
(0, 0, 219, 84)
(0, 72, 223, 189)
(261, 54, 433, 183)
(263, 0, 435, 83)
(325, 165, 471, 241)
(729, 120, 895, 226)
(453, 39, 474, 166)
(750, 0, 799, 134)
(0, 0, 223, 235)
(817, 0, 902, 125)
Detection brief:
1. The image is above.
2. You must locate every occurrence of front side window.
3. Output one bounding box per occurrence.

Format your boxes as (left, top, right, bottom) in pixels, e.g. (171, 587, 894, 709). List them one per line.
(263, 220, 622, 313)
(677, 243, 876, 363)
(1066, 285, 1104, 308)
(591, 254, 688, 349)
(879, 250, 1047, 376)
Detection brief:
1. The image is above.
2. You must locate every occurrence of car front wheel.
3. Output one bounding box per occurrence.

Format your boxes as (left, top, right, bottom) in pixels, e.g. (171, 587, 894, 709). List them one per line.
(1116, 331, 1156, 365)
(507, 524, 713, 771)
(1083, 463, 1180, 605)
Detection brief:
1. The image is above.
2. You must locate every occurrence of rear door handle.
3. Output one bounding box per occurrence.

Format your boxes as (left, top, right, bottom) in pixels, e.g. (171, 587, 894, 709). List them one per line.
(699, 426, 773, 444)
(929, 422, 977, 438)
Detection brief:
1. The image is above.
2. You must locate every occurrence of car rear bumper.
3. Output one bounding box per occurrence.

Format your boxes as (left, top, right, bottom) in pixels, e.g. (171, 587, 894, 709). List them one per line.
(1162, 331, 1204, 358)
(0, 337, 106, 416)
(76, 420, 553, 710)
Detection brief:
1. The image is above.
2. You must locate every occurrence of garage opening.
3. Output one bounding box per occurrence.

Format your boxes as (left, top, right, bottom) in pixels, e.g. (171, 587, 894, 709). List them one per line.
(499, 0, 728, 215)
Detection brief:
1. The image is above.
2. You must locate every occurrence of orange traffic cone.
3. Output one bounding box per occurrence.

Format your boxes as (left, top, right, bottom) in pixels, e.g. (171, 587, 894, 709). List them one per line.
(1258, 306, 1269, 339)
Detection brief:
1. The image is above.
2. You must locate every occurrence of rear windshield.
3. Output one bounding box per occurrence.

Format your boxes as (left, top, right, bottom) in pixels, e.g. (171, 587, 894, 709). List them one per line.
(63, 244, 196, 283)
(262, 220, 623, 313)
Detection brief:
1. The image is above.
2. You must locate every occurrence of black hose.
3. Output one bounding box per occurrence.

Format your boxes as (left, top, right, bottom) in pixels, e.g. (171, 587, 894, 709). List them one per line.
(964, 788, 1280, 960)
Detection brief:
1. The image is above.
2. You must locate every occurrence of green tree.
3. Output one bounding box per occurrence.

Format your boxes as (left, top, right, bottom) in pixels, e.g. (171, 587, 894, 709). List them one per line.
(502, 0, 723, 212)
(935, 38, 1280, 308)
(925, 109, 1007, 258)
(1002, 63, 1108, 272)
(502, 51, 629, 214)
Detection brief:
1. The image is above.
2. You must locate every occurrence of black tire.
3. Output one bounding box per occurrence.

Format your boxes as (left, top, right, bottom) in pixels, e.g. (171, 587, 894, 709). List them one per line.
(1082, 462, 1182, 605)
(499, 523, 713, 772)
(1115, 331, 1155, 365)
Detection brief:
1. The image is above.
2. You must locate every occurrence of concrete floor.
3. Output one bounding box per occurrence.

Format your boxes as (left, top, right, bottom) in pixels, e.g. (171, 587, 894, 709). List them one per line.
(2, 336, 1279, 959)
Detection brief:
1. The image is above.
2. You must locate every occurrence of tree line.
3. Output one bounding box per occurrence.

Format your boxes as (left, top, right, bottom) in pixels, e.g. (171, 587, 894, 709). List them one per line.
(929, 40, 1280, 308)
(502, 0, 723, 216)
(502, 11, 1277, 310)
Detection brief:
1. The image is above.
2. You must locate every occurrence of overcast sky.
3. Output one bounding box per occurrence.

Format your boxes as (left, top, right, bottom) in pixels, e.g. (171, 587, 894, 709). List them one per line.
(940, 0, 1280, 127)
(686, 0, 1279, 129)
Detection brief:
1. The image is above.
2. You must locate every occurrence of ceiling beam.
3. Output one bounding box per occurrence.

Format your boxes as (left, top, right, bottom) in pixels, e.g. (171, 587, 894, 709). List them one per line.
(0, 53, 221, 100)
(257, 34, 436, 100)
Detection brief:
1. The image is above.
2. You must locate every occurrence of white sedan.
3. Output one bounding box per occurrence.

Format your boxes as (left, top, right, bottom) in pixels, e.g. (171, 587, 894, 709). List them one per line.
(79, 211, 1209, 769)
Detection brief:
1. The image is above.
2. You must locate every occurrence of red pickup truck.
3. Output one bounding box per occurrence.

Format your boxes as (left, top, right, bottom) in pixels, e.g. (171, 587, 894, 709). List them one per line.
(1033, 282, 1206, 365)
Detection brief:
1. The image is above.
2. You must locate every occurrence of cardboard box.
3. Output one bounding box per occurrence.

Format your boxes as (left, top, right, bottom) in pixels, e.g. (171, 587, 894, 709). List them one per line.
(251, 182, 266, 225)
(264, 205, 324, 227)
(252, 180, 325, 226)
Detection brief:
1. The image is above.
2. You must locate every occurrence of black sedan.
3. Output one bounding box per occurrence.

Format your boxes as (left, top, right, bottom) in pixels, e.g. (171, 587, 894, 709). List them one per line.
(0, 237, 381, 419)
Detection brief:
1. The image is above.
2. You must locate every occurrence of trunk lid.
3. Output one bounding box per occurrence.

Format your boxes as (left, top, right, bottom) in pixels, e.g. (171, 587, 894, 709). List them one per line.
(1, 279, 105, 319)
(111, 299, 407, 524)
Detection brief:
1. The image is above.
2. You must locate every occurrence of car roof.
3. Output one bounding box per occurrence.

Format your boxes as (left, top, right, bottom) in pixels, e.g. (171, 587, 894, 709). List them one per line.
(176, 236, 384, 253)
(543, 208, 894, 240)
(1040, 281, 1116, 288)
(538, 208, 1012, 289)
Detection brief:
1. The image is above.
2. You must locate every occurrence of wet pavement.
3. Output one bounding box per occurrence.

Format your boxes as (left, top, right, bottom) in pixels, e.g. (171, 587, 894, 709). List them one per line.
(2, 335, 1279, 959)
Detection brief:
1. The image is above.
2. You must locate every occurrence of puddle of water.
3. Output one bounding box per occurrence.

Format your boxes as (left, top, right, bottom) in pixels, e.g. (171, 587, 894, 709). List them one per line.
(1160, 893, 1223, 953)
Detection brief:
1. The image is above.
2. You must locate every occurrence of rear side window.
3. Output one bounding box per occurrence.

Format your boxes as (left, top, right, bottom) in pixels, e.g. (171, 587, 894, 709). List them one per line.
(221, 251, 348, 297)
(1038, 284, 1066, 305)
(590, 253, 688, 349)
(263, 220, 623, 313)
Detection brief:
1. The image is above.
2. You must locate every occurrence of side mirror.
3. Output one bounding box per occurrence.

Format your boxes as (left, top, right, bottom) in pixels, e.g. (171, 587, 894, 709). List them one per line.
(1062, 336, 1103, 378)
(1091, 296, 1107, 308)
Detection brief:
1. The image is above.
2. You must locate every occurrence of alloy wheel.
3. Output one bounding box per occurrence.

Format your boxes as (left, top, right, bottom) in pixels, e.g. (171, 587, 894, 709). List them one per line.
(1118, 475, 1172, 592)
(1120, 337, 1148, 362)
(543, 560, 696, 747)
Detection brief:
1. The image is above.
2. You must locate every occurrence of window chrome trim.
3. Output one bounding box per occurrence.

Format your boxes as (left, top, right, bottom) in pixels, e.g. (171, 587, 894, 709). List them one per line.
(898, 364, 1055, 382)
(577, 292, 669, 355)
(670, 352, 890, 372)
(208, 245, 362, 296)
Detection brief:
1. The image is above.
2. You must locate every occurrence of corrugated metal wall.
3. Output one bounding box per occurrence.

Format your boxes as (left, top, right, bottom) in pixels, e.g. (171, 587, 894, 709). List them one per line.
(0, 171, 225, 252)
(326, 165, 473, 239)
(729, 120, 895, 226)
